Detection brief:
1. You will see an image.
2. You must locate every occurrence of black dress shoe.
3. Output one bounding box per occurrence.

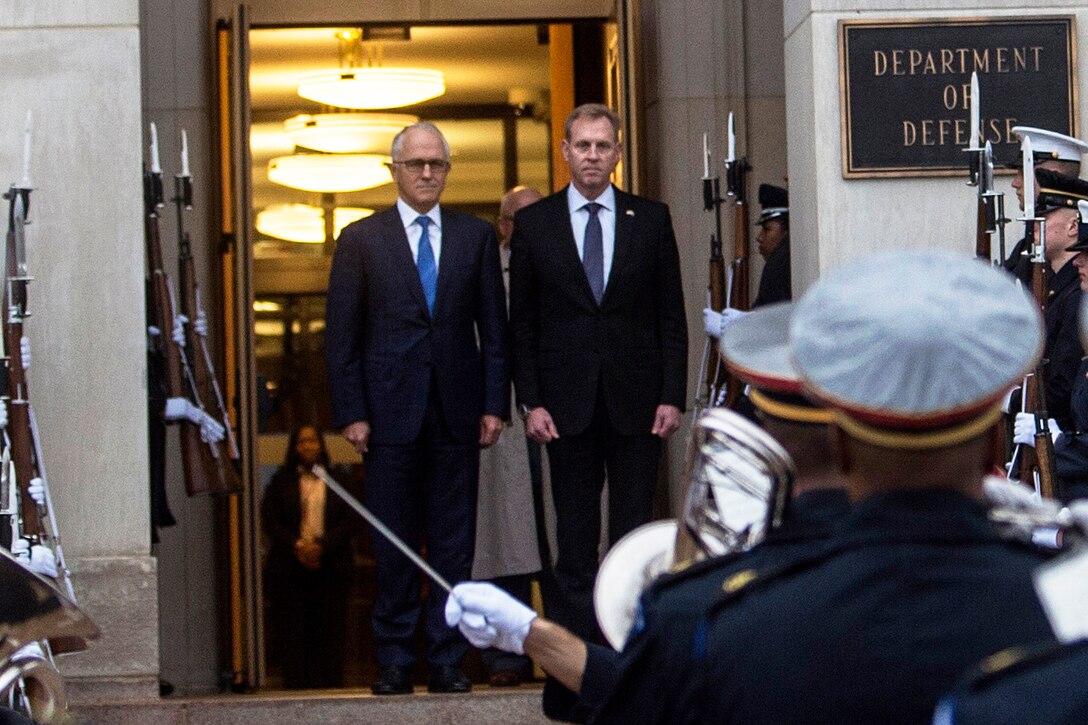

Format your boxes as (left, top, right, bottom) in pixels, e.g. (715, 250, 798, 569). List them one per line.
(372, 665, 413, 695)
(428, 664, 472, 693)
(488, 669, 523, 687)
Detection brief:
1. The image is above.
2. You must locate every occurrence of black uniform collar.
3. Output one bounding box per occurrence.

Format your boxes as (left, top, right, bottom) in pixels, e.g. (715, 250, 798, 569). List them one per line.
(837, 489, 1001, 546)
(766, 488, 849, 543)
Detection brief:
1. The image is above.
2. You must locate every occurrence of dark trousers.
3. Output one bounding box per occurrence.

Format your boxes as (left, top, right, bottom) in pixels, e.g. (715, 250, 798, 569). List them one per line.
(365, 389, 477, 668)
(269, 561, 348, 689)
(544, 395, 661, 642)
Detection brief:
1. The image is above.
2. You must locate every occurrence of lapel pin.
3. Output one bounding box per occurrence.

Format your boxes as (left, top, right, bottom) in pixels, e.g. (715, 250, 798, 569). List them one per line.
(625, 209, 635, 217)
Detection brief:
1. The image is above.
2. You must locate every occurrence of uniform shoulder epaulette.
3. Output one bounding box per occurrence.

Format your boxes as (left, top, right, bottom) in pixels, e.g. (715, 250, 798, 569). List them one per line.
(651, 549, 748, 591)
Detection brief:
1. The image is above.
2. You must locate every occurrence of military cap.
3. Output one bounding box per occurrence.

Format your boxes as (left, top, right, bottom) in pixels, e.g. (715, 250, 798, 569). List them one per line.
(1066, 199, 1088, 252)
(755, 184, 788, 224)
(719, 302, 831, 424)
(1007, 126, 1088, 166)
(1035, 168, 1088, 214)
(790, 251, 1043, 448)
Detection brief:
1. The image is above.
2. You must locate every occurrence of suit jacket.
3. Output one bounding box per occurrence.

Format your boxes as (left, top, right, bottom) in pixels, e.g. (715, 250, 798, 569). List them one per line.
(325, 205, 509, 445)
(508, 186, 688, 437)
(260, 465, 354, 581)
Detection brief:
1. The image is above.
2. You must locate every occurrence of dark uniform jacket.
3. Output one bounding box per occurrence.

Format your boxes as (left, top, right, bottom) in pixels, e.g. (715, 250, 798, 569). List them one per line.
(681, 490, 1056, 725)
(1042, 259, 1082, 432)
(934, 640, 1088, 725)
(1054, 357, 1088, 500)
(542, 489, 851, 724)
(753, 238, 791, 308)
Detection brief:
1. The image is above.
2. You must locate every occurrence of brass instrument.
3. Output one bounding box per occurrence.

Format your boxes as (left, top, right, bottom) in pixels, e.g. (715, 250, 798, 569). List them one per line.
(594, 408, 794, 649)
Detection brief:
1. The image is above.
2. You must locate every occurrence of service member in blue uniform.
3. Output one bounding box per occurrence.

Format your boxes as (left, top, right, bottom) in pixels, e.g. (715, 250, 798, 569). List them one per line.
(933, 639, 1088, 725)
(1015, 201, 1088, 500)
(445, 301, 849, 722)
(683, 251, 1059, 724)
(1002, 126, 1087, 287)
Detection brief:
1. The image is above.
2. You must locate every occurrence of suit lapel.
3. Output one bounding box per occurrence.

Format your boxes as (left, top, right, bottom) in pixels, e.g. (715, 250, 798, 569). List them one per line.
(434, 210, 459, 318)
(381, 207, 429, 313)
(607, 188, 636, 306)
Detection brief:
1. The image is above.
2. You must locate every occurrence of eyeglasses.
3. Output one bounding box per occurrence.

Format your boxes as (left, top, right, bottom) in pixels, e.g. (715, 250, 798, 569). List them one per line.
(570, 140, 617, 155)
(389, 158, 451, 173)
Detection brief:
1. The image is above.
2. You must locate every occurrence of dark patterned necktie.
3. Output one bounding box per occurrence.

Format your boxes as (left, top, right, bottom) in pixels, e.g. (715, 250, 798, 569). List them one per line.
(583, 202, 604, 304)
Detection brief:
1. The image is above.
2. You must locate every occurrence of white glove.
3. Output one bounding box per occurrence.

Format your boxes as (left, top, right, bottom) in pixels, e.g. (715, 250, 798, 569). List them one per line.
(444, 582, 537, 655)
(703, 307, 748, 339)
(982, 475, 1059, 515)
(20, 335, 30, 370)
(193, 309, 208, 337)
(1065, 499, 1088, 532)
(28, 544, 57, 578)
(1013, 412, 1061, 447)
(164, 397, 225, 443)
(27, 477, 44, 506)
(171, 314, 189, 346)
(0, 399, 7, 428)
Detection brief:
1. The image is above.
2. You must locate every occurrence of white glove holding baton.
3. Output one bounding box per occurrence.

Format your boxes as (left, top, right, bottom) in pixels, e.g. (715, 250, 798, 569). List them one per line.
(1012, 412, 1061, 448)
(702, 307, 749, 340)
(444, 581, 537, 654)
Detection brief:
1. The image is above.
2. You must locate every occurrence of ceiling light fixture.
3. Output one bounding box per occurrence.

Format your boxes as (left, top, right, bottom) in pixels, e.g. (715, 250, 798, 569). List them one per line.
(296, 29, 445, 110)
(267, 153, 392, 193)
(284, 112, 418, 153)
(256, 203, 374, 244)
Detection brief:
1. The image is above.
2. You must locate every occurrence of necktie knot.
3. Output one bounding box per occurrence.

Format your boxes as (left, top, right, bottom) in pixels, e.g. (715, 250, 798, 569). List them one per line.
(583, 202, 602, 217)
(417, 215, 431, 229)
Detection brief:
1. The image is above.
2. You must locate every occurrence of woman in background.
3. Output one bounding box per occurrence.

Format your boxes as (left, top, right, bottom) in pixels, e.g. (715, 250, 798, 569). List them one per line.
(261, 425, 354, 689)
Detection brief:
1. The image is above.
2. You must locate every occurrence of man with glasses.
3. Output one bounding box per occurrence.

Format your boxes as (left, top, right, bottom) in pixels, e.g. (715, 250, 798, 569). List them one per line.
(326, 122, 509, 695)
(508, 103, 688, 652)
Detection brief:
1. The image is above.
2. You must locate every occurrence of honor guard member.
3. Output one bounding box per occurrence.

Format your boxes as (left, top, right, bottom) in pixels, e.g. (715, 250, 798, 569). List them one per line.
(445, 302, 849, 723)
(1004, 126, 1088, 286)
(933, 640, 1088, 725)
(686, 251, 1059, 725)
(1011, 170, 1088, 436)
(1016, 205, 1088, 501)
(701, 184, 792, 341)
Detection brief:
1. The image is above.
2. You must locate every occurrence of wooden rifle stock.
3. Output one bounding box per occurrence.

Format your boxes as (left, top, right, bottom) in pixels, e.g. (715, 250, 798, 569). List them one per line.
(178, 240, 241, 495)
(144, 169, 222, 497)
(4, 189, 41, 538)
(975, 195, 989, 260)
(1017, 258, 1056, 497)
(724, 164, 750, 409)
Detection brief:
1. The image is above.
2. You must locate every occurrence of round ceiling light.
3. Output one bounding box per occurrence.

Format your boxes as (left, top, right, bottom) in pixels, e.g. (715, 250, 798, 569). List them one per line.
(296, 67, 445, 109)
(267, 153, 392, 193)
(284, 112, 418, 153)
(256, 203, 374, 244)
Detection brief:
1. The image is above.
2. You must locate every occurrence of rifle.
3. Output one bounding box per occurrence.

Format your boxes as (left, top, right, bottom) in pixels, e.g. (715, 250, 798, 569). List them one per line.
(723, 112, 751, 407)
(174, 131, 241, 494)
(3, 115, 41, 540)
(144, 123, 231, 497)
(1011, 136, 1057, 498)
(964, 74, 1007, 266)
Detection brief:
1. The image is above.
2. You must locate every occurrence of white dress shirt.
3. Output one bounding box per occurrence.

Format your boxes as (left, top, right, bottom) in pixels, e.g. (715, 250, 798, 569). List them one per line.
(567, 184, 616, 286)
(397, 198, 443, 269)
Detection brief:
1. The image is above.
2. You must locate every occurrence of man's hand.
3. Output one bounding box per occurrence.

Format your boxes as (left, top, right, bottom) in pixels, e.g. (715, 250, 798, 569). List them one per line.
(651, 404, 682, 438)
(525, 407, 559, 444)
(444, 581, 538, 654)
(342, 421, 371, 454)
(479, 414, 503, 447)
(294, 538, 323, 570)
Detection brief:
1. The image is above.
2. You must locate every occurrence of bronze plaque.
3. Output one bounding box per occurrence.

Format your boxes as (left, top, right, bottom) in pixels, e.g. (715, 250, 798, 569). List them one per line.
(839, 17, 1077, 178)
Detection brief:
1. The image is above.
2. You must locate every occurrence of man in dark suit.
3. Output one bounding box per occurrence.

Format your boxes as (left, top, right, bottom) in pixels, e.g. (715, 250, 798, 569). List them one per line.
(325, 122, 508, 695)
(508, 103, 688, 643)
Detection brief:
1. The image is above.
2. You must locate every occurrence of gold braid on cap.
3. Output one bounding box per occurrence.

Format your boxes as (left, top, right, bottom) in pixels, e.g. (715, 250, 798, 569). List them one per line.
(833, 405, 1003, 450)
(749, 388, 834, 424)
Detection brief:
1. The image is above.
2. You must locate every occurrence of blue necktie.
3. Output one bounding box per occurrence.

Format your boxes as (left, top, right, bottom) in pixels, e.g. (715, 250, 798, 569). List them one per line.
(583, 202, 604, 304)
(416, 216, 437, 314)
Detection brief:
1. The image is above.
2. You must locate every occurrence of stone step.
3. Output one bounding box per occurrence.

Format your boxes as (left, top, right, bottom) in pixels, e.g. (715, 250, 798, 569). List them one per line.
(67, 686, 552, 725)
